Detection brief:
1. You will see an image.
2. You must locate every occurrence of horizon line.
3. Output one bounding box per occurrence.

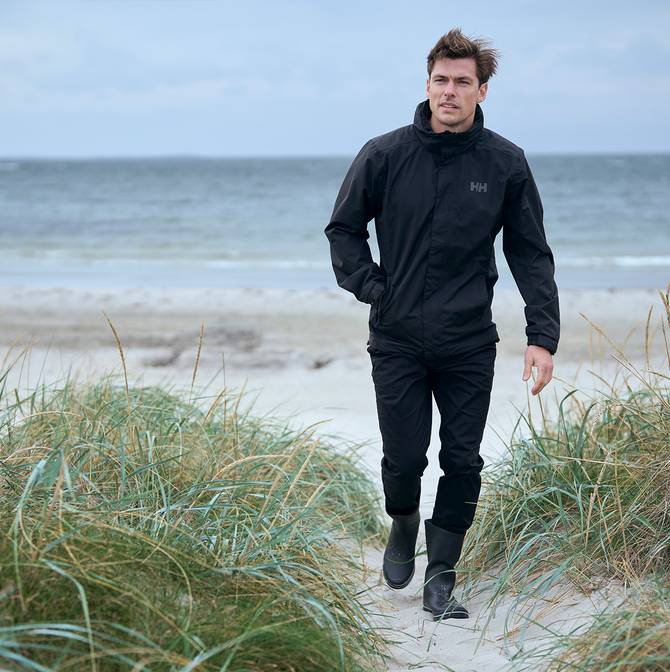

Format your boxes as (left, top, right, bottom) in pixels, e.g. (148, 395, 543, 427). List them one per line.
(2, 150, 670, 161)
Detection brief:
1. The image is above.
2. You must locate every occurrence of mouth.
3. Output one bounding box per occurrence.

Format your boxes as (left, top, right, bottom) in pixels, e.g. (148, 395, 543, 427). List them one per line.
(440, 103, 459, 110)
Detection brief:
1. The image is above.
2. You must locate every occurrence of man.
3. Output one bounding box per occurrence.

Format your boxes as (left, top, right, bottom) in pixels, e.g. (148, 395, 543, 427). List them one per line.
(324, 28, 560, 621)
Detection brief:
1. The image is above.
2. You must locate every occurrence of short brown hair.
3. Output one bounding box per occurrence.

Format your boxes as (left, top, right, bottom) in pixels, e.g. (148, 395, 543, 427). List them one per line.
(427, 27, 500, 85)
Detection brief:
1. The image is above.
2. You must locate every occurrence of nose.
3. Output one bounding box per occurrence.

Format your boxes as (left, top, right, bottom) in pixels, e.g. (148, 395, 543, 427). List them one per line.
(440, 80, 457, 100)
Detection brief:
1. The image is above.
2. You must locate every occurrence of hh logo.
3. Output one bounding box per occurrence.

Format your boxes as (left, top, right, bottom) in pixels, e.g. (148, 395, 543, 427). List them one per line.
(470, 181, 488, 193)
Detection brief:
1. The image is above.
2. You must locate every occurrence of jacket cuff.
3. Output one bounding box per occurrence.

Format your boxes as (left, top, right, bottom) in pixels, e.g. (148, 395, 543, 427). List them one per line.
(527, 334, 558, 355)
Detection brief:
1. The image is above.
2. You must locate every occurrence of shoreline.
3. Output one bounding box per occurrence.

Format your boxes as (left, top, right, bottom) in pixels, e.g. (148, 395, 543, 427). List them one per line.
(1, 263, 669, 292)
(1, 282, 665, 352)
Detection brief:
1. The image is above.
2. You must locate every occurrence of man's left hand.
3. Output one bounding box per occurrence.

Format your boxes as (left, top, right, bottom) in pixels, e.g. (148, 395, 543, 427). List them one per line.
(522, 345, 554, 395)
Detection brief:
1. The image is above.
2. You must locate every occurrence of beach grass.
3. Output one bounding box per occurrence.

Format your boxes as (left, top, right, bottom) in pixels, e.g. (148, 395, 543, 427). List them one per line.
(457, 282, 670, 668)
(508, 578, 670, 672)
(0, 335, 390, 671)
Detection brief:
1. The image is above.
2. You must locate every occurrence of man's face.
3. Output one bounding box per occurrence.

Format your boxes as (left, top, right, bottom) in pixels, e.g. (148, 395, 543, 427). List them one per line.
(426, 57, 488, 133)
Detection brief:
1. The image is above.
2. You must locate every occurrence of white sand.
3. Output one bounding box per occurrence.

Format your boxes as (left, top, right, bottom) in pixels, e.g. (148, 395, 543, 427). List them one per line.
(1, 282, 667, 670)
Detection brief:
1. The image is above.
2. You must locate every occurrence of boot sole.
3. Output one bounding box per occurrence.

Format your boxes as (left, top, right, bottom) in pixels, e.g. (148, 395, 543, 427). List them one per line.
(383, 565, 415, 590)
(422, 604, 469, 620)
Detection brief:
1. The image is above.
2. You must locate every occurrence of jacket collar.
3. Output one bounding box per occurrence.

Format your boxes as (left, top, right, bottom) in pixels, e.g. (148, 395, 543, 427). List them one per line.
(413, 99, 484, 156)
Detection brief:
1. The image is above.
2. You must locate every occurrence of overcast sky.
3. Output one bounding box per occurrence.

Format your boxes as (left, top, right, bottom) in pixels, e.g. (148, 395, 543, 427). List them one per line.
(1, 0, 669, 157)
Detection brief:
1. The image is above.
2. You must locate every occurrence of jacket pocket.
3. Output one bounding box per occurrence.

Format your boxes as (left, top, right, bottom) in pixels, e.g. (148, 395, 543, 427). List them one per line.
(374, 274, 393, 327)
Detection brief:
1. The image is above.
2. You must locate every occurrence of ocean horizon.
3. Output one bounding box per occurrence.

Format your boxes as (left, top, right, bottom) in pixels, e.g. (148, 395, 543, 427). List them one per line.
(1, 154, 669, 291)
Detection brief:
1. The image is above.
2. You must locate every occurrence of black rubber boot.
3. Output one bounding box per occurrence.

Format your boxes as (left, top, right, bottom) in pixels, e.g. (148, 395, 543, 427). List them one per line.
(422, 519, 469, 620)
(383, 508, 421, 589)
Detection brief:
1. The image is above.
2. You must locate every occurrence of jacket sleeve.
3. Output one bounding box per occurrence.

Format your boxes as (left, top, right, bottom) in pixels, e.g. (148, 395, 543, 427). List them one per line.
(324, 139, 387, 305)
(502, 151, 561, 355)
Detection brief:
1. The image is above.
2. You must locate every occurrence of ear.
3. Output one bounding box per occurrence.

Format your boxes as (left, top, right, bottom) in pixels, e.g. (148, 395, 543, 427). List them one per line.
(426, 77, 430, 97)
(477, 82, 488, 103)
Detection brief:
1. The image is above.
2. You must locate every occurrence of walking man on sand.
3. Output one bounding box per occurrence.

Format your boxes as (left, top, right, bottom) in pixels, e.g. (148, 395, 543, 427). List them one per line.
(324, 28, 560, 621)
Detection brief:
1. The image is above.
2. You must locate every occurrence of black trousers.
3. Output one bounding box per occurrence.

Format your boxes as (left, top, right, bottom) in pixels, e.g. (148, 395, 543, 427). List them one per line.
(368, 341, 496, 535)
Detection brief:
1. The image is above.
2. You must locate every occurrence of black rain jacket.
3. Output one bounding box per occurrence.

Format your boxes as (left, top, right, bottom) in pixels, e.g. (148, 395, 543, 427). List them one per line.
(324, 100, 560, 357)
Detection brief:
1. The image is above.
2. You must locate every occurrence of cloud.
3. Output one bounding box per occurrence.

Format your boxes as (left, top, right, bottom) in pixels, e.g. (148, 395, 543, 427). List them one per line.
(1, 1, 669, 154)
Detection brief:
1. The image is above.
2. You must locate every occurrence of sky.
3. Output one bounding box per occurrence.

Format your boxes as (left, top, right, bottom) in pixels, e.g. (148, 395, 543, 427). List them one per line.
(1, 0, 669, 157)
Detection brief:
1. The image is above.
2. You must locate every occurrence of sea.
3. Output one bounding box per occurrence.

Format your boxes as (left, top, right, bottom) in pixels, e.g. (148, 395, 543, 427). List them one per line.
(0, 154, 668, 291)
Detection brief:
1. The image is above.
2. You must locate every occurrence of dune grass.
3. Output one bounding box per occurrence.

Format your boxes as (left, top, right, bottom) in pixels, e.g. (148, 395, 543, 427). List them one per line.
(457, 282, 670, 669)
(467, 370, 669, 593)
(510, 578, 670, 672)
(0, 337, 390, 671)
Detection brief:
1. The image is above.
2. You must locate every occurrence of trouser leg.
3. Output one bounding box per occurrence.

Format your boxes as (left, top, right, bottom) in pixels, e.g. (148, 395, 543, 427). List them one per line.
(428, 342, 496, 534)
(368, 349, 432, 515)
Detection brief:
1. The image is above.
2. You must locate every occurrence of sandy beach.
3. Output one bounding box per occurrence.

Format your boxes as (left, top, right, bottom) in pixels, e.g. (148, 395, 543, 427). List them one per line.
(1, 282, 667, 670)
